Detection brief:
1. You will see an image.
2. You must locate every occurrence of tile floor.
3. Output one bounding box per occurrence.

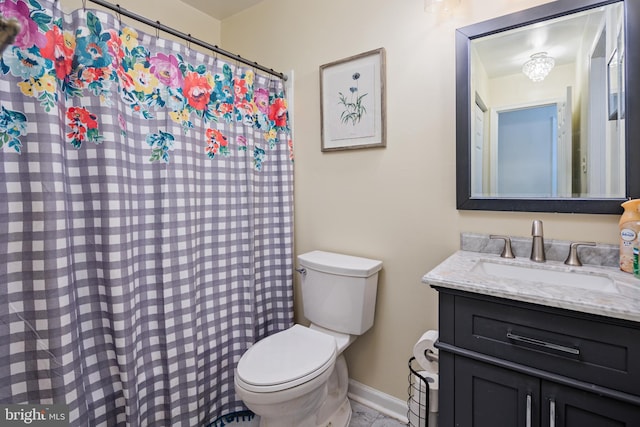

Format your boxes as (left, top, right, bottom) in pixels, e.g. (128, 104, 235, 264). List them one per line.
(349, 400, 407, 427)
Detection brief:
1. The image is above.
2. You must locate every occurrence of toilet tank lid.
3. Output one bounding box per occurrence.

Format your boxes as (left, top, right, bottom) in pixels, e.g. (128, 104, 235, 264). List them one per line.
(298, 250, 382, 277)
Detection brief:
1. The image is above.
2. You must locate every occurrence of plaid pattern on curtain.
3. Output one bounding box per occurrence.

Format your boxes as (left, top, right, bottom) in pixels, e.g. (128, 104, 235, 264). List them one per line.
(0, 0, 294, 425)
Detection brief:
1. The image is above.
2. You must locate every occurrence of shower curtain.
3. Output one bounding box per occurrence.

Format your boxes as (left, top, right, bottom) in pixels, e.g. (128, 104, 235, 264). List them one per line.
(0, 0, 294, 425)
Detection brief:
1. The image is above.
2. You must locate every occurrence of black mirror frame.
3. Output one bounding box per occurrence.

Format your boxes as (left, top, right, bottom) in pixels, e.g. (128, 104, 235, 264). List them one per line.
(456, 0, 640, 214)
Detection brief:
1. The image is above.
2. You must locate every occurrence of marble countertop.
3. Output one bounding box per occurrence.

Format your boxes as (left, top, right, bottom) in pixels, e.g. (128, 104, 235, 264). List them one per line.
(422, 250, 640, 323)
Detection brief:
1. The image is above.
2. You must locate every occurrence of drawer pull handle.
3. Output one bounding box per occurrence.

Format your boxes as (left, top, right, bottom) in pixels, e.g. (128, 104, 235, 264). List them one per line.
(526, 393, 532, 427)
(550, 399, 556, 427)
(506, 332, 580, 355)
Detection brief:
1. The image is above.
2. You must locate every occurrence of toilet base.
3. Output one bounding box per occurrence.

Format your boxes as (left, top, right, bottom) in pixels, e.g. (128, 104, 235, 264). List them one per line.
(317, 397, 351, 427)
(315, 354, 350, 426)
(253, 398, 352, 427)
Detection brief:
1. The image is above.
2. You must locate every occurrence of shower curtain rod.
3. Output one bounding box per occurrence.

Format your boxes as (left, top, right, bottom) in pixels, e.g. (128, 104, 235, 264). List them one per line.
(86, 0, 287, 81)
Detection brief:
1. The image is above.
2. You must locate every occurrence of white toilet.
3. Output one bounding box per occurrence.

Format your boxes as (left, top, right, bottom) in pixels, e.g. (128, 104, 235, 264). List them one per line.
(234, 250, 383, 427)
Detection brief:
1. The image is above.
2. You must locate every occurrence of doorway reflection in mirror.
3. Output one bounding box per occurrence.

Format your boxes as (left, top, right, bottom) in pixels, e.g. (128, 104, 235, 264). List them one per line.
(469, 2, 625, 200)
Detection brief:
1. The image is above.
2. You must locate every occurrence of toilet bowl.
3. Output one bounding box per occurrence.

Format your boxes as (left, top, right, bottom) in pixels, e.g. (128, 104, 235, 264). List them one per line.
(234, 325, 348, 426)
(234, 251, 383, 427)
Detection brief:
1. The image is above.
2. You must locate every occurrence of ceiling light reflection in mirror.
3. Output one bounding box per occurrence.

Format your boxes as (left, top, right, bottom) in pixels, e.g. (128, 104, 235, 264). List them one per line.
(469, 2, 625, 200)
(522, 52, 555, 82)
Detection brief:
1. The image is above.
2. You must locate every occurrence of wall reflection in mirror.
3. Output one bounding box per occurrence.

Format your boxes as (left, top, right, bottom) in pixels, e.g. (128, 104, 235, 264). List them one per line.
(469, 2, 624, 199)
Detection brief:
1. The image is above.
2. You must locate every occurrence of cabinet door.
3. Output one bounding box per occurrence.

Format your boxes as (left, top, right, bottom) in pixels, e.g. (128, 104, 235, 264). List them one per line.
(542, 382, 640, 427)
(455, 356, 539, 427)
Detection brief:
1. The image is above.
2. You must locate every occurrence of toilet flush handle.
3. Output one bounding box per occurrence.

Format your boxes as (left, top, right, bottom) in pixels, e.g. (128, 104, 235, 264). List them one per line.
(295, 268, 307, 276)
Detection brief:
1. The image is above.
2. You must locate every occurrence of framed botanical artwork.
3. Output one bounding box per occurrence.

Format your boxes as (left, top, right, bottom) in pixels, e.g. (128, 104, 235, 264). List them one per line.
(320, 48, 386, 151)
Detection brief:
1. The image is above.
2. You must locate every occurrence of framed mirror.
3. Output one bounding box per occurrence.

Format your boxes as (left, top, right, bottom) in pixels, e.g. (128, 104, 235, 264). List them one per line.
(456, 0, 640, 213)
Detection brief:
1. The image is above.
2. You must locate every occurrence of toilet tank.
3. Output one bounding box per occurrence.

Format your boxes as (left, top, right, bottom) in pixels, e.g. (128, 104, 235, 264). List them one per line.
(297, 251, 383, 335)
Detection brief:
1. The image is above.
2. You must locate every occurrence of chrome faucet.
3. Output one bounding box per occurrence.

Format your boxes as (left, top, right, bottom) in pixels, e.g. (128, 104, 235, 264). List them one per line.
(530, 220, 546, 262)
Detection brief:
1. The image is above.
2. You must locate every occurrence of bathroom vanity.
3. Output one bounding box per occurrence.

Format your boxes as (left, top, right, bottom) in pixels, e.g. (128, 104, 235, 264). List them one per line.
(423, 250, 640, 427)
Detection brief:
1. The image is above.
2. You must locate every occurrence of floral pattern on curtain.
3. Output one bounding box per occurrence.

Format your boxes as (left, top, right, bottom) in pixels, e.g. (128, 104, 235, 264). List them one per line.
(0, 0, 294, 425)
(0, 0, 292, 167)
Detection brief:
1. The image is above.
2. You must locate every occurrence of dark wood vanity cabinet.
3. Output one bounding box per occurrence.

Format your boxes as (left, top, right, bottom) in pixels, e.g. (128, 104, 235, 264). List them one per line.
(453, 356, 640, 426)
(434, 288, 640, 427)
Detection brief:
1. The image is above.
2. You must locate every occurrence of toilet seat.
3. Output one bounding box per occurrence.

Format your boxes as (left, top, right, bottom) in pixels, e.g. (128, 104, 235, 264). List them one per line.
(236, 324, 337, 393)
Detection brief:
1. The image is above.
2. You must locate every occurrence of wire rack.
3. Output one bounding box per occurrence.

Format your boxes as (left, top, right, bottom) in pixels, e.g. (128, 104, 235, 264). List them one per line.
(407, 356, 430, 427)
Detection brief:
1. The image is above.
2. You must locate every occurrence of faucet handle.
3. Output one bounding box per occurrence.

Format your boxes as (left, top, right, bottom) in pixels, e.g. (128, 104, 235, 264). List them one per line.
(490, 235, 515, 259)
(564, 241, 596, 266)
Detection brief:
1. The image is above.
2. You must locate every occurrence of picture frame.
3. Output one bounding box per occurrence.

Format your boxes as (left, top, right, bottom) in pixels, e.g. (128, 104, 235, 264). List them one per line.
(320, 48, 386, 151)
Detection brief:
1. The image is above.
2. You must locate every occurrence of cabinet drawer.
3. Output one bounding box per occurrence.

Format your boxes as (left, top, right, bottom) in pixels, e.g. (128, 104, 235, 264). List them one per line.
(453, 294, 640, 396)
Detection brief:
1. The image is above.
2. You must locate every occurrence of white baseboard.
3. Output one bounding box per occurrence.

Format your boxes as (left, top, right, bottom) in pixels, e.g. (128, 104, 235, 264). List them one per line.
(347, 379, 408, 423)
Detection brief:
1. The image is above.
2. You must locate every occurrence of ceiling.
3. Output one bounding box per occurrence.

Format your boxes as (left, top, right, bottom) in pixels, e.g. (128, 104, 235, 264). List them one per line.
(182, 0, 264, 20)
(472, 6, 609, 79)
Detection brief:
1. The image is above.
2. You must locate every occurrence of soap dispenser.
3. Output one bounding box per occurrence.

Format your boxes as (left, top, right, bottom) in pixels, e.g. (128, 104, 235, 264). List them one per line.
(619, 199, 640, 273)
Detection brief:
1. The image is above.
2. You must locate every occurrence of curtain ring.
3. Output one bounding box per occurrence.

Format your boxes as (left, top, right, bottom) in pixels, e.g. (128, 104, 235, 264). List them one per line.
(213, 45, 219, 65)
(155, 21, 160, 39)
(82, 0, 86, 11)
(116, 4, 122, 27)
(211, 45, 219, 70)
(186, 34, 191, 50)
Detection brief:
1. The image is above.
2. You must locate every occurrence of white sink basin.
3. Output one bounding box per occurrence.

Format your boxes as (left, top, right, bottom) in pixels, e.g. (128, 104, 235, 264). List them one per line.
(472, 259, 617, 293)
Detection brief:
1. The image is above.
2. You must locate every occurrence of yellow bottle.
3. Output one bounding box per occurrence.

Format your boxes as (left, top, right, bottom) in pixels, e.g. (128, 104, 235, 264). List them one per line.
(619, 199, 640, 273)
